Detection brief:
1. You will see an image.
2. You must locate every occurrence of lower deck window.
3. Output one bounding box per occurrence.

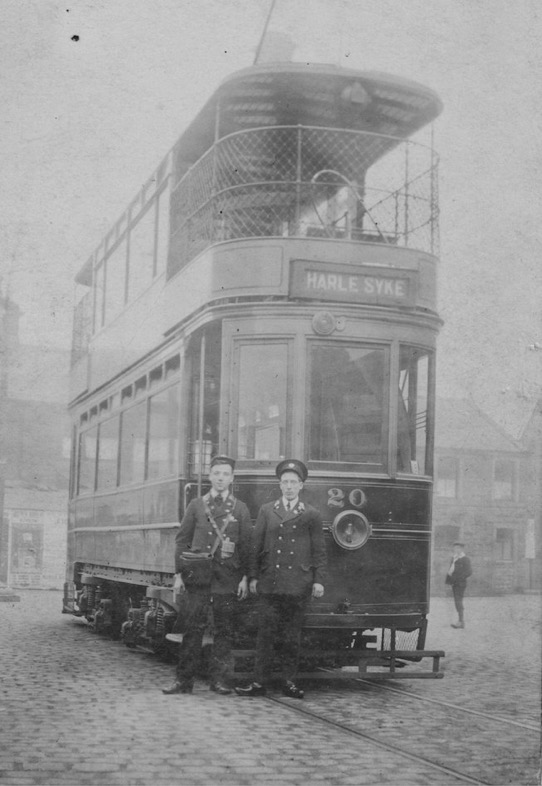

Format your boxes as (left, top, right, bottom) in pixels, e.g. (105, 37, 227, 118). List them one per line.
(397, 347, 432, 475)
(309, 344, 387, 466)
(235, 343, 288, 461)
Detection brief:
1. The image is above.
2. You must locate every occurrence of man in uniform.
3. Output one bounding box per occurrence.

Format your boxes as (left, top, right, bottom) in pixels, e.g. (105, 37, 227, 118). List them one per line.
(445, 541, 473, 629)
(235, 459, 326, 699)
(162, 455, 252, 695)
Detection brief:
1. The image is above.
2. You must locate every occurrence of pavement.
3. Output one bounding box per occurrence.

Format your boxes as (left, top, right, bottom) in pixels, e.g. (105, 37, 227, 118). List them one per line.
(0, 590, 540, 786)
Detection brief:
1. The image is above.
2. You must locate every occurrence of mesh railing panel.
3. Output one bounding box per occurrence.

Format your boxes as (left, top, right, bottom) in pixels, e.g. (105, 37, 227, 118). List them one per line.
(167, 126, 438, 278)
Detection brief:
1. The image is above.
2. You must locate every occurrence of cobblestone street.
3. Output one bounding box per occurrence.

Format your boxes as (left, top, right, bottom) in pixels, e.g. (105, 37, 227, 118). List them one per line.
(0, 590, 540, 785)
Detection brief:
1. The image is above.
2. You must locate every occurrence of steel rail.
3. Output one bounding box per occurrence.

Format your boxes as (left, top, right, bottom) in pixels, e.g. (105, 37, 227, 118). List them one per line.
(356, 678, 540, 732)
(267, 695, 490, 785)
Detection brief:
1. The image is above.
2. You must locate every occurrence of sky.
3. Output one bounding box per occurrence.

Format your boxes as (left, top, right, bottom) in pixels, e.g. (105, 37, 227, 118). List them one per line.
(1, 0, 541, 437)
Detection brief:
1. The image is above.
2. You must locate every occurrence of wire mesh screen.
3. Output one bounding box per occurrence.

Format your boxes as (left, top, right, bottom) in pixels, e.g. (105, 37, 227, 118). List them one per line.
(381, 627, 424, 652)
(168, 125, 439, 278)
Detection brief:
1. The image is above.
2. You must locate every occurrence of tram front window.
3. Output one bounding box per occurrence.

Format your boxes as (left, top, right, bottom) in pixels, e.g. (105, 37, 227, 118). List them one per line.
(309, 344, 387, 467)
(397, 347, 432, 475)
(236, 343, 288, 461)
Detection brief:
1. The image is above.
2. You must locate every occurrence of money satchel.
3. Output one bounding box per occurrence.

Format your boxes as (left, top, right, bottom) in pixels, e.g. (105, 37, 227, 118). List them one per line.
(178, 505, 230, 587)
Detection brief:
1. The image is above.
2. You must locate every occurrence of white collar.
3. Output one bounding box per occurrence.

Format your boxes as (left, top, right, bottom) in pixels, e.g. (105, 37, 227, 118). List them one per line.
(211, 490, 229, 500)
(283, 497, 299, 509)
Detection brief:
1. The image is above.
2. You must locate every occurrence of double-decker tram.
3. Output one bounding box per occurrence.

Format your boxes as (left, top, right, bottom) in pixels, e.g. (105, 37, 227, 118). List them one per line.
(64, 61, 445, 679)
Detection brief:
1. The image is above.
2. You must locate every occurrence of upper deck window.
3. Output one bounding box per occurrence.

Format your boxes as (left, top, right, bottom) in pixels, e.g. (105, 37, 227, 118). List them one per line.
(128, 204, 155, 300)
(308, 343, 388, 469)
(104, 237, 128, 324)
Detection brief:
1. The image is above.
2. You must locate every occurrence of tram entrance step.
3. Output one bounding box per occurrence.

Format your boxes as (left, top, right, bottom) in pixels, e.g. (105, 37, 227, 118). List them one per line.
(232, 648, 445, 680)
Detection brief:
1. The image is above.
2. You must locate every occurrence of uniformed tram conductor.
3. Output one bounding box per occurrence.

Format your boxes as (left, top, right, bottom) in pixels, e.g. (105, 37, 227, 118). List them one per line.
(162, 455, 252, 695)
(235, 459, 326, 699)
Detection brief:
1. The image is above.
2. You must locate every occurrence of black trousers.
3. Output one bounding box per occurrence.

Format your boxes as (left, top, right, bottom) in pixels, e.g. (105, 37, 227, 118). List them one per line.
(254, 594, 307, 685)
(176, 590, 240, 685)
(452, 581, 467, 621)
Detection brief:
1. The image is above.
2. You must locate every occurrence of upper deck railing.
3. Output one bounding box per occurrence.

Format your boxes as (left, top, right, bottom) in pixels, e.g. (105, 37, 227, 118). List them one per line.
(168, 124, 439, 278)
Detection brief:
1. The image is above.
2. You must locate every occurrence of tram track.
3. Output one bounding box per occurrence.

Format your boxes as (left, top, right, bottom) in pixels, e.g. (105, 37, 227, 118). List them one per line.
(268, 694, 490, 785)
(261, 673, 540, 786)
(356, 678, 540, 732)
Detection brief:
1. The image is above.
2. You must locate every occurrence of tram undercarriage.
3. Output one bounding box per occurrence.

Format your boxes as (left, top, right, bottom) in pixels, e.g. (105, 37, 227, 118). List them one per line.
(63, 573, 444, 680)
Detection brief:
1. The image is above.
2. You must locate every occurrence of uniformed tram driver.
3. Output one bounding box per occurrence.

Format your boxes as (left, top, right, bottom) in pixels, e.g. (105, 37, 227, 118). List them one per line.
(162, 455, 252, 696)
(235, 459, 327, 699)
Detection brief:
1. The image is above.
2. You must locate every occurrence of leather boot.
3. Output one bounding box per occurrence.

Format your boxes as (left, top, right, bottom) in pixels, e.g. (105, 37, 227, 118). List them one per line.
(162, 679, 194, 694)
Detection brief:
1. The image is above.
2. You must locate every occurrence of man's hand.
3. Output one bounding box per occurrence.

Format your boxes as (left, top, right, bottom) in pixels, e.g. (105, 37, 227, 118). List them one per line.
(237, 576, 248, 600)
(311, 583, 324, 599)
(173, 574, 185, 595)
(249, 578, 258, 595)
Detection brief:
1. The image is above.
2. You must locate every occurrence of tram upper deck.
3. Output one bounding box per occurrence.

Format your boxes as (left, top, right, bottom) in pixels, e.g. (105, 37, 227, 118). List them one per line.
(70, 63, 442, 402)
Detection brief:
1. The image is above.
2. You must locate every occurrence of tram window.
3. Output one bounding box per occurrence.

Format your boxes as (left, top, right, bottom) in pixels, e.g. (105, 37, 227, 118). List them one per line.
(165, 353, 180, 378)
(189, 333, 220, 474)
(96, 416, 120, 491)
(397, 347, 433, 475)
(156, 185, 170, 276)
(93, 262, 105, 332)
(77, 426, 97, 494)
(149, 365, 163, 387)
(235, 343, 288, 461)
(148, 384, 179, 479)
(119, 401, 147, 485)
(103, 236, 127, 324)
(309, 344, 386, 466)
(128, 203, 155, 301)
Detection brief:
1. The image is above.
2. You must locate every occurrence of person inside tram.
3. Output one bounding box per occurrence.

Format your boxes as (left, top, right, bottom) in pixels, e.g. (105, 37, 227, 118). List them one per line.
(235, 459, 327, 699)
(162, 455, 252, 695)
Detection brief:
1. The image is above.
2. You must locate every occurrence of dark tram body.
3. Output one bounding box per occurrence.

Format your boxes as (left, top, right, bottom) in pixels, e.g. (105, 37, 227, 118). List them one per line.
(64, 62, 444, 678)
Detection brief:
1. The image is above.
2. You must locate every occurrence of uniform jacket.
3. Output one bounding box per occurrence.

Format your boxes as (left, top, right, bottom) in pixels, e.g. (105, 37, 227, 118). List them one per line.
(446, 555, 472, 586)
(175, 493, 252, 595)
(250, 498, 327, 596)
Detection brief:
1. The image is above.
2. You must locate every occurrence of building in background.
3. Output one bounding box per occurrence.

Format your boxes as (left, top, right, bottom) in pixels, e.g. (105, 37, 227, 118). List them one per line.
(0, 293, 70, 589)
(432, 398, 539, 596)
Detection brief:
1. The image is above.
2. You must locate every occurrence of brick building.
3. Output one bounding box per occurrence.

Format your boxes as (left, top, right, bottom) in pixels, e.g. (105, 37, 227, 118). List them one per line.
(0, 294, 70, 589)
(432, 398, 539, 596)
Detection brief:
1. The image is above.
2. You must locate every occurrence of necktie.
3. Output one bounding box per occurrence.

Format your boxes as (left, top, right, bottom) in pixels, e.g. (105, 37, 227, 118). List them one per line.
(216, 494, 224, 505)
(286, 502, 291, 511)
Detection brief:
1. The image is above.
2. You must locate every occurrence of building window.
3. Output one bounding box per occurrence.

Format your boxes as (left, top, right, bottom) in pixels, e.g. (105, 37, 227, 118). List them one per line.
(494, 459, 515, 500)
(436, 456, 458, 498)
(496, 528, 514, 560)
(434, 524, 461, 548)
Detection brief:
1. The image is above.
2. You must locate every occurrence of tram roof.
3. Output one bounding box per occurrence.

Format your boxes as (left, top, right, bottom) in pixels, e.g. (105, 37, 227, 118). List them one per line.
(176, 62, 443, 169)
(75, 63, 442, 285)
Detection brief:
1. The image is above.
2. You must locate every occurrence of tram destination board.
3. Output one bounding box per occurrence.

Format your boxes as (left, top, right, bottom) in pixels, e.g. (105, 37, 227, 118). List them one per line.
(290, 260, 417, 306)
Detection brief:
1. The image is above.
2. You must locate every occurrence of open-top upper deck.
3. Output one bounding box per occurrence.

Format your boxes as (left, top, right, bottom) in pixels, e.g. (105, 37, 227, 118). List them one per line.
(71, 63, 442, 402)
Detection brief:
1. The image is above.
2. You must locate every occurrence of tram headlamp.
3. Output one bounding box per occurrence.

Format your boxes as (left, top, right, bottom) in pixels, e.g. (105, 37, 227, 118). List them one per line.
(331, 510, 372, 550)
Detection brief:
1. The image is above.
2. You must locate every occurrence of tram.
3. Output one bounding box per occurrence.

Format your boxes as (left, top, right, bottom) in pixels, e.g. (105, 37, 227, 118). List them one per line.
(64, 61, 444, 678)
